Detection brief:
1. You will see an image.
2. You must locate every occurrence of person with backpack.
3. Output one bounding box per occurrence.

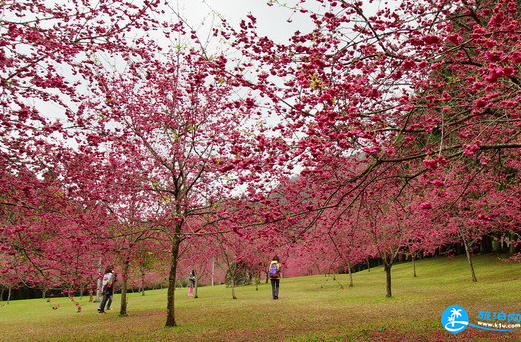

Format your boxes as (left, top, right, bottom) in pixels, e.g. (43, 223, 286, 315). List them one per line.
(268, 256, 282, 299)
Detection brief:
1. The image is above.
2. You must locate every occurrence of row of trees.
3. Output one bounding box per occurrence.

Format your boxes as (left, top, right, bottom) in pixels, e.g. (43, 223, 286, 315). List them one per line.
(1, 0, 520, 327)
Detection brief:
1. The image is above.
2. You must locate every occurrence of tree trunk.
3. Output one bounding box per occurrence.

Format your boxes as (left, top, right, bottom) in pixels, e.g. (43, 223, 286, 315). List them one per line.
(141, 269, 146, 296)
(255, 272, 260, 291)
(95, 257, 103, 302)
(211, 260, 215, 286)
(194, 271, 199, 298)
(7, 287, 11, 304)
(461, 233, 478, 282)
(165, 233, 182, 327)
(119, 259, 130, 316)
(231, 277, 237, 299)
(347, 259, 353, 287)
(412, 256, 417, 277)
(383, 259, 393, 297)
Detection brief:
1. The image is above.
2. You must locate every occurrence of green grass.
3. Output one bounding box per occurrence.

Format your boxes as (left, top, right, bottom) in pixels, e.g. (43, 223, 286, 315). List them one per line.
(1, 254, 521, 341)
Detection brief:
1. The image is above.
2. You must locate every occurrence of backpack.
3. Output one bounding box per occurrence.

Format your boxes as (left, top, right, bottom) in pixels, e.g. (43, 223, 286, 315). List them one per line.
(268, 262, 279, 278)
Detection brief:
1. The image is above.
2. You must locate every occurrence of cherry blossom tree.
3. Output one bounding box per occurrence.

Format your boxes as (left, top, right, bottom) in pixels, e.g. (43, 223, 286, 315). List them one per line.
(76, 33, 290, 323)
(225, 0, 521, 284)
(1, 0, 166, 294)
(2, 0, 521, 319)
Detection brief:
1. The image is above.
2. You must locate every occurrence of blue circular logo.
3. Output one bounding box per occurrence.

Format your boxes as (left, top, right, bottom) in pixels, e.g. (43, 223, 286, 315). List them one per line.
(442, 305, 469, 334)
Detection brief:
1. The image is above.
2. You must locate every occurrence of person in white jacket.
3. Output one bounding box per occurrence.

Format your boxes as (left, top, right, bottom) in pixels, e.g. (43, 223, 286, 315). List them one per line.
(98, 267, 116, 313)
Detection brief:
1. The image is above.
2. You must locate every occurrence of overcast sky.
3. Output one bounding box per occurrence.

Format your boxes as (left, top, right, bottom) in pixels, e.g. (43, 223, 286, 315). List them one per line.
(175, 0, 317, 43)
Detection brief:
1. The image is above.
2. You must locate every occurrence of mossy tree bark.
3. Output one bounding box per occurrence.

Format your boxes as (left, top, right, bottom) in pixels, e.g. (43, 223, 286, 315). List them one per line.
(119, 259, 130, 316)
(383, 259, 393, 298)
(165, 223, 183, 327)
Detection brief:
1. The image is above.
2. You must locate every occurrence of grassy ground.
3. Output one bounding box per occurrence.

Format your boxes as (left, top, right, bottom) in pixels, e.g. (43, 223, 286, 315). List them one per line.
(1, 254, 520, 341)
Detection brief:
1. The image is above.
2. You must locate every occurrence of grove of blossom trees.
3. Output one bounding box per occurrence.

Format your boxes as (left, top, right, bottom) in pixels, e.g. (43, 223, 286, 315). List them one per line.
(1, 0, 520, 327)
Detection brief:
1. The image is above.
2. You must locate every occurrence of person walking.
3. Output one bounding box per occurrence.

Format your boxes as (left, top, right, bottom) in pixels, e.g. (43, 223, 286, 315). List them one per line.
(268, 256, 282, 299)
(98, 266, 116, 314)
(98, 286, 115, 311)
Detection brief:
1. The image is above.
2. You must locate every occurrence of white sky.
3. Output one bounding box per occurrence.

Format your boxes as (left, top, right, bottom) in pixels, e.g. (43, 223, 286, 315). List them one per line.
(23, 1, 315, 127)
(175, 0, 317, 43)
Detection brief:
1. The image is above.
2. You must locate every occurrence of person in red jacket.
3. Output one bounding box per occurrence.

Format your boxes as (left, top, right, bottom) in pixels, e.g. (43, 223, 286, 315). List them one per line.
(268, 256, 282, 299)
